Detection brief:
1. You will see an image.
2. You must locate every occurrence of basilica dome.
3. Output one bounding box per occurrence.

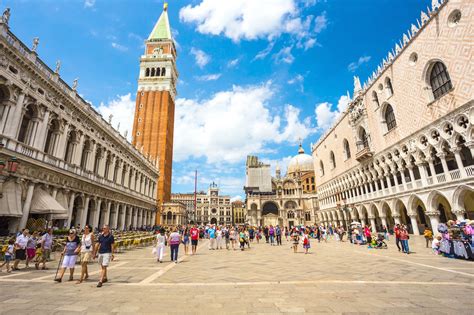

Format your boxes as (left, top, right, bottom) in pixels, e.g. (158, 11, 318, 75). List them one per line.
(287, 144, 314, 175)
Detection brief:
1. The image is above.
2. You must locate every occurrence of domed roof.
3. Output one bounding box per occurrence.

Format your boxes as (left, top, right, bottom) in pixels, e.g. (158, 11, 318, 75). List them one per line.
(287, 144, 314, 175)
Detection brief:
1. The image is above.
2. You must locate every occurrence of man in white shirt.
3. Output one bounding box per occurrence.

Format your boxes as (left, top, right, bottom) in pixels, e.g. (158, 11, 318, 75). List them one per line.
(13, 229, 29, 270)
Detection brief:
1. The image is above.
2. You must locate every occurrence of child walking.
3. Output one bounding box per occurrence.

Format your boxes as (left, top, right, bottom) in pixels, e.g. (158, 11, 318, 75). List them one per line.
(303, 230, 311, 254)
(0, 239, 14, 273)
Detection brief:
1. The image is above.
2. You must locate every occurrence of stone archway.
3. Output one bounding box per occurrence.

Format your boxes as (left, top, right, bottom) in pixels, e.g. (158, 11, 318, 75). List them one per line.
(452, 185, 474, 220)
(210, 217, 217, 225)
(427, 190, 455, 224)
(262, 201, 279, 226)
(407, 195, 429, 235)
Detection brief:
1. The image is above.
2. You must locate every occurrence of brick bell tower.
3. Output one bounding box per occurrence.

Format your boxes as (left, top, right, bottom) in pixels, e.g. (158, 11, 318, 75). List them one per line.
(132, 2, 178, 224)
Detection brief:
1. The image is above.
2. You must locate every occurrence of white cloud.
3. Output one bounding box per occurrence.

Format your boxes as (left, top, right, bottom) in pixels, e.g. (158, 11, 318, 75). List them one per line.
(230, 195, 242, 202)
(96, 93, 135, 141)
(197, 73, 221, 81)
(84, 0, 95, 8)
(254, 42, 275, 60)
(314, 94, 351, 131)
(348, 55, 371, 72)
(227, 58, 240, 68)
(173, 82, 315, 164)
(287, 74, 304, 85)
(273, 46, 294, 64)
(314, 12, 328, 33)
(180, 0, 325, 49)
(190, 47, 210, 68)
(111, 42, 128, 52)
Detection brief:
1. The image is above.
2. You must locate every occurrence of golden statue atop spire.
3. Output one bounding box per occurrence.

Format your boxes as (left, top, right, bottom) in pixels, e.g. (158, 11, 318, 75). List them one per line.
(163, 2, 168, 11)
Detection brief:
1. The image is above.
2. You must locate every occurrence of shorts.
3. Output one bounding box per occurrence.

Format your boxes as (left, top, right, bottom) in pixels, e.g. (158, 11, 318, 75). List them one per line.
(98, 253, 112, 267)
(80, 251, 92, 263)
(191, 239, 198, 246)
(61, 255, 78, 269)
(4, 255, 12, 262)
(15, 249, 26, 260)
(26, 248, 36, 259)
(42, 249, 51, 261)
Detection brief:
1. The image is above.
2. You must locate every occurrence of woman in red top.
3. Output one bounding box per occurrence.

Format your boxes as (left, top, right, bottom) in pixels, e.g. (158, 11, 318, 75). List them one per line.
(399, 226, 410, 254)
(189, 225, 199, 255)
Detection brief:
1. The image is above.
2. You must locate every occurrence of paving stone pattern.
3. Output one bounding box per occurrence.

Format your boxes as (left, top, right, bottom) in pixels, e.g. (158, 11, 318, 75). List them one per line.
(0, 236, 472, 314)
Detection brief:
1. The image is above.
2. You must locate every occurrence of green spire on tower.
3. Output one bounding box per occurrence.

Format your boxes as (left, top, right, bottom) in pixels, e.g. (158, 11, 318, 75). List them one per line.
(148, 2, 172, 41)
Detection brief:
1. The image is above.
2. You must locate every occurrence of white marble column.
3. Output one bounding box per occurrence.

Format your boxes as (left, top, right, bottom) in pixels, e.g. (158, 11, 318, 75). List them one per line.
(4, 92, 25, 138)
(54, 122, 69, 159)
(33, 109, 50, 150)
(79, 195, 90, 229)
(92, 198, 102, 230)
(409, 215, 420, 235)
(19, 181, 35, 230)
(120, 205, 127, 230)
(103, 200, 112, 226)
(66, 191, 76, 228)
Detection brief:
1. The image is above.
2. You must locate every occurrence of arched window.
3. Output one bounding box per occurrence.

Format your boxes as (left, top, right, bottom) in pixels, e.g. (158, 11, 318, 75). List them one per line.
(330, 151, 336, 169)
(64, 130, 75, 163)
(17, 105, 35, 144)
(384, 104, 397, 131)
(161, 67, 166, 76)
(145, 68, 150, 77)
(372, 91, 379, 107)
(44, 118, 60, 155)
(80, 139, 91, 169)
(343, 139, 351, 159)
(155, 68, 160, 77)
(385, 77, 393, 97)
(150, 68, 155, 77)
(359, 127, 369, 148)
(430, 62, 452, 100)
(319, 160, 325, 176)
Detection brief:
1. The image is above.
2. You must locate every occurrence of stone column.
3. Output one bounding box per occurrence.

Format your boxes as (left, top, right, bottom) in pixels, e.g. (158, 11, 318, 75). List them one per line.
(116, 161, 123, 185)
(392, 172, 399, 192)
(427, 157, 438, 183)
(452, 147, 467, 178)
(19, 181, 35, 230)
(400, 168, 407, 191)
(426, 212, 440, 235)
(54, 122, 69, 159)
(98, 150, 107, 177)
(87, 141, 97, 172)
(33, 108, 50, 150)
(4, 92, 25, 138)
(369, 216, 377, 232)
(152, 212, 156, 226)
(408, 215, 420, 235)
(73, 133, 85, 166)
(80, 195, 90, 229)
(121, 205, 127, 230)
(103, 200, 112, 226)
(417, 162, 428, 186)
(407, 165, 415, 184)
(126, 206, 133, 229)
(110, 204, 119, 229)
(380, 216, 388, 229)
(66, 191, 76, 228)
(436, 152, 449, 175)
(92, 198, 102, 230)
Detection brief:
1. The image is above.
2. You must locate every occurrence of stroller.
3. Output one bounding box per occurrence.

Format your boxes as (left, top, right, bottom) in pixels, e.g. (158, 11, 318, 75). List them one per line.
(375, 233, 388, 249)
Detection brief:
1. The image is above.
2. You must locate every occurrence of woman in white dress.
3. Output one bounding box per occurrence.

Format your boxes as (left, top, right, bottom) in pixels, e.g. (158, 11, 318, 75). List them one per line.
(155, 229, 166, 263)
(77, 225, 94, 284)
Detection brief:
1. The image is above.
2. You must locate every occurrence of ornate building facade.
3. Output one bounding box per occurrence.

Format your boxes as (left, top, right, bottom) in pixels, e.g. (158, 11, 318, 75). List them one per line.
(312, 0, 474, 234)
(132, 3, 178, 224)
(231, 200, 245, 224)
(161, 201, 186, 226)
(0, 9, 158, 234)
(245, 145, 319, 227)
(194, 183, 232, 225)
(171, 193, 196, 223)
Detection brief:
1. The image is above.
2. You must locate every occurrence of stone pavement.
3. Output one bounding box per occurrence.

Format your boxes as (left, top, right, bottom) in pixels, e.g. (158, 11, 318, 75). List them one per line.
(0, 236, 472, 314)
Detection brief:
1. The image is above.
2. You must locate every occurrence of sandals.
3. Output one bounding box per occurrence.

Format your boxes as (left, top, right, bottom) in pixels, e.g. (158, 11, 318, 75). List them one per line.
(54, 278, 62, 283)
(97, 282, 102, 288)
(68, 276, 74, 282)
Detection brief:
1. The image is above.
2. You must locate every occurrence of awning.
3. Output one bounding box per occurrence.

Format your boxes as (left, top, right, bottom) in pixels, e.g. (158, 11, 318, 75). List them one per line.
(30, 188, 67, 216)
(53, 191, 69, 220)
(0, 181, 23, 217)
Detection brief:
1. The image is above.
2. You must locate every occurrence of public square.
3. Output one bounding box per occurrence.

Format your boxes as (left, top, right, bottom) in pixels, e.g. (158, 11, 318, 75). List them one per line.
(0, 236, 472, 314)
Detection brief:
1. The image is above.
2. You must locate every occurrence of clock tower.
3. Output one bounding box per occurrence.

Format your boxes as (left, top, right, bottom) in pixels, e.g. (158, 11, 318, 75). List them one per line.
(132, 3, 178, 224)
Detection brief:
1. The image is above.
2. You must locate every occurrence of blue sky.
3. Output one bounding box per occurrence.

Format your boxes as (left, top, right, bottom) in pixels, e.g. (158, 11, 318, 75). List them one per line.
(3, 0, 430, 198)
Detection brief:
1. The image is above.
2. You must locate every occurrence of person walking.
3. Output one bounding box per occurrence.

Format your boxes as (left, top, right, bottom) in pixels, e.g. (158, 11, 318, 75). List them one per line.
(190, 224, 199, 255)
(182, 227, 190, 255)
(55, 229, 81, 282)
(394, 224, 402, 252)
(208, 225, 216, 250)
(291, 228, 299, 253)
(94, 225, 115, 288)
(224, 227, 230, 250)
(400, 226, 410, 254)
(12, 229, 29, 271)
(155, 229, 166, 263)
(303, 230, 311, 254)
(36, 228, 53, 270)
(216, 227, 223, 250)
(423, 227, 433, 248)
(239, 228, 246, 251)
(25, 231, 38, 268)
(284, 227, 289, 242)
(382, 225, 389, 241)
(230, 227, 238, 250)
(364, 225, 372, 247)
(276, 225, 282, 246)
(264, 226, 269, 243)
(0, 239, 14, 273)
(269, 225, 275, 246)
(77, 225, 94, 283)
(168, 227, 181, 263)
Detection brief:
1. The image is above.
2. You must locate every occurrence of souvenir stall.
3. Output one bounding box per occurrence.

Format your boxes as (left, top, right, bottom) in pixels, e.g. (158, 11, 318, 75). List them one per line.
(438, 220, 474, 260)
